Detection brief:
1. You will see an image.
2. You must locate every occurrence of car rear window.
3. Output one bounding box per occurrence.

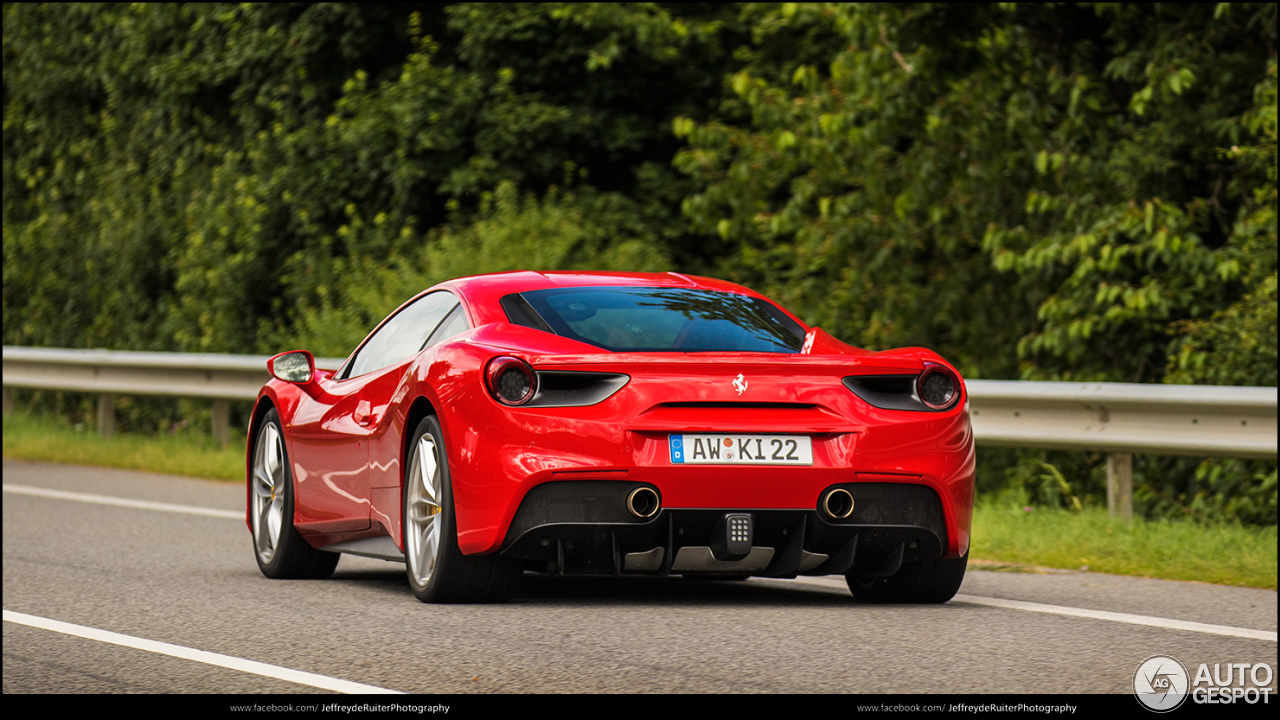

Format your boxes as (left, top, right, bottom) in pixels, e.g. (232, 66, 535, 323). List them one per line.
(503, 287, 806, 353)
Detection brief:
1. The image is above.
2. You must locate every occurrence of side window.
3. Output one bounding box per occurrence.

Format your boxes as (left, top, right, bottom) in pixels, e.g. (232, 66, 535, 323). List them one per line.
(344, 292, 459, 378)
(422, 303, 470, 349)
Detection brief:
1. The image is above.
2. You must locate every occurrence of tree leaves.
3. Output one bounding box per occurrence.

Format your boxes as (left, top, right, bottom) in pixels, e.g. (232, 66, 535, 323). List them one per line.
(3, 2, 1275, 523)
(675, 3, 1277, 387)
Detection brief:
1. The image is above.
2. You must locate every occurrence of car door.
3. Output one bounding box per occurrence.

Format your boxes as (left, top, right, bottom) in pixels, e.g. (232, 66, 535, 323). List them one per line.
(290, 290, 460, 536)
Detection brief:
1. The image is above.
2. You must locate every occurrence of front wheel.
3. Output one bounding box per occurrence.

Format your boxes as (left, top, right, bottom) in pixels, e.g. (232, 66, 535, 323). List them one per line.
(403, 415, 522, 603)
(250, 409, 338, 579)
(846, 551, 967, 604)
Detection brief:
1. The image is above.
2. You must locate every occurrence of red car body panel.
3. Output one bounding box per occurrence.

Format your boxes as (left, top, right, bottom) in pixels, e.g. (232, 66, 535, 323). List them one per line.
(247, 271, 975, 570)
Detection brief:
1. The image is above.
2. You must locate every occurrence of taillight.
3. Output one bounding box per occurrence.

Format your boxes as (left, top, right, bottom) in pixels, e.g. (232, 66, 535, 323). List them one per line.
(917, 364, 960, 410)
(486, 356, 537, 406)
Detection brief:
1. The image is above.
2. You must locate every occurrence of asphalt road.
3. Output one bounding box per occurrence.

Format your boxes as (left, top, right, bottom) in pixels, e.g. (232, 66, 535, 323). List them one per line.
(3, 459, 1276, 695)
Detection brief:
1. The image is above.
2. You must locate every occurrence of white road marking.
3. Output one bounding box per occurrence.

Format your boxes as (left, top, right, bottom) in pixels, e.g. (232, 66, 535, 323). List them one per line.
(10, 482, 1275, 644)
(951, 594, 1279, 642)
(766, 575, 1278, 642)
(3, 483, 241, 519)
(3, 610, 402, 694)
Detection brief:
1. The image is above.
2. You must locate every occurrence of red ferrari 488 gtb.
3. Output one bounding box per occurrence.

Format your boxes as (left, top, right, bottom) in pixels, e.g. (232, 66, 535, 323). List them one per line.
(247, 271, 974, 603)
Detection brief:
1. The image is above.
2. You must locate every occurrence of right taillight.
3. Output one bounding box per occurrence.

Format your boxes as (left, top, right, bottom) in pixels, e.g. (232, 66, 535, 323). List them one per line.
(486, 356, 537, 406)
(916, 364, 960, 410)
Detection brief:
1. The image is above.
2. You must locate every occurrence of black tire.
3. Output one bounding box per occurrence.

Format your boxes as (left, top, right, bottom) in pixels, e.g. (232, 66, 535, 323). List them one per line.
(846, 551, 967, 604)
(403, 415, 522, 603)
(250, 409, 339, 579)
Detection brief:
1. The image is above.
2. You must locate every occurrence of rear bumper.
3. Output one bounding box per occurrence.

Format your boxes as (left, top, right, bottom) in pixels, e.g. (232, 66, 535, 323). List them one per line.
(441, 379, 975, 557)
(498, 480, 950, 578)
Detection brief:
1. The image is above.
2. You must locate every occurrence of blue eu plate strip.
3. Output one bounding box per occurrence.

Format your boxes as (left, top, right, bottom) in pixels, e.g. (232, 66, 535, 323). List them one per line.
(669, 435, 685, 464)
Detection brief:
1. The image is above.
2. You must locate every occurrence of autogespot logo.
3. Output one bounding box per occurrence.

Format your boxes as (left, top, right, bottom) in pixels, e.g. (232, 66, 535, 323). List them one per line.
(1134, 655, 1191, 712)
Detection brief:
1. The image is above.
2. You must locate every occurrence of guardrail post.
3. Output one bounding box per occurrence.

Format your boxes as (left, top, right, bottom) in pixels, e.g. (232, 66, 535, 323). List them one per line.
(1107, 452, 1133, 522)
(97, 393, 115, 438)
(212, 399, 229, 447)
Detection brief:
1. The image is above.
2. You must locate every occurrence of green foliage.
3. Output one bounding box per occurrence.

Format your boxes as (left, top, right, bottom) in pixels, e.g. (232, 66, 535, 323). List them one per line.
(279, 181, 669, 358)
(1135, 456, 1278, 526)
(675, 4, 1277, 386)
(4, 3, 417, 351)
(1023, 461, 1085, 512)
(1165, 59, 1278, 388)
(983, 449, 1278, 527)
(4, 3, 734, 354)
(671, 3, 1276, 523)
(3, 3, 1275, 524)
(3, 405, 247, 481)
(971, 499, 1278, 588)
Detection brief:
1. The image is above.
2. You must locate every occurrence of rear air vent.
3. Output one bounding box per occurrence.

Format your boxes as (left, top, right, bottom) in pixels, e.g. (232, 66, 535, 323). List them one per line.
(526, 371, 629, 408)
(844, 374, 949, 412)
(849, 376, 915, 395)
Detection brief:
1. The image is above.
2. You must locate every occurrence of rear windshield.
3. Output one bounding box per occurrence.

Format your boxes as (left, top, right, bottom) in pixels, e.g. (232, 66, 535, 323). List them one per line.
(502, 287, 806, 353)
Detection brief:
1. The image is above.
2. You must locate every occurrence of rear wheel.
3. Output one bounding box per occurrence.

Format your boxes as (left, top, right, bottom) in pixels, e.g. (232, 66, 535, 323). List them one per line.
(846, 551, 967, 604)
(404, 415, 521, 603)
(250, 409, 338, 579)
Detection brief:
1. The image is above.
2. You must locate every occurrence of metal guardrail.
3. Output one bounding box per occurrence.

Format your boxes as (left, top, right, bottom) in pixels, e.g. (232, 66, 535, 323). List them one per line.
(0, 346, 345, 400)
(964, 379, 1276, 520)
(1, 346, 344, 446)
(4, 346, 1276, 518)
(965, 380, 1276, 460)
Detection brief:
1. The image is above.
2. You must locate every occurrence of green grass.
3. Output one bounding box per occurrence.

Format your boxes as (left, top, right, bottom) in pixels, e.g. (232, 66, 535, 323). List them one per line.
(4, 410, 1276, 589)
(2, 411, 245, 482)
(971, 501, 1277, 589)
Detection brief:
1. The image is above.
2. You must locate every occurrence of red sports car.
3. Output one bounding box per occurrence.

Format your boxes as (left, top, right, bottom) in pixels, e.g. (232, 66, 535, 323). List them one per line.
(247, 271, 974, 603)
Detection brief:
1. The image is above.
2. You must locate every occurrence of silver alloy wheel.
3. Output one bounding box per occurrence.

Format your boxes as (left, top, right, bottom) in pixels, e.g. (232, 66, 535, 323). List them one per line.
(406, 433, 443, 587)
(251, 422, 286, 563)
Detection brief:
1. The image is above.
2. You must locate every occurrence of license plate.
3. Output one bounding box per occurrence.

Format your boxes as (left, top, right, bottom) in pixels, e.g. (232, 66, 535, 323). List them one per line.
(669, 434, 812, 465)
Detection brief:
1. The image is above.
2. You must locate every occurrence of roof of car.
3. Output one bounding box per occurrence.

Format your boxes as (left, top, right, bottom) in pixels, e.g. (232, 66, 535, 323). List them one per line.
(438, 271, 777, 327)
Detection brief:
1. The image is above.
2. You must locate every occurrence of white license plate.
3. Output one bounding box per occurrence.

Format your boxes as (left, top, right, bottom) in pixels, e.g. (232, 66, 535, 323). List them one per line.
(669, 434, 812, 465)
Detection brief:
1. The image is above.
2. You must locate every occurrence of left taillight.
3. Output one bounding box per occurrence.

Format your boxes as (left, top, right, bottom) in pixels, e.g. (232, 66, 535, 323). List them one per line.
(917, 363, 960, 410)
(486, 356, 537, 406)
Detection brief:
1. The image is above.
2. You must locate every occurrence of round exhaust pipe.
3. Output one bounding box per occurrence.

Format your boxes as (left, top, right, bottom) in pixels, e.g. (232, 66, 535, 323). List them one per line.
(626, 487, 660, 518)
(822, 488, 855, 519)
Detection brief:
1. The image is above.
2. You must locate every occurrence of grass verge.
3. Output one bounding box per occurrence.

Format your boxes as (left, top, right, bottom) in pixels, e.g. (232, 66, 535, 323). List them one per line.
(4, 410, 1276, 589)
(3, 411, 245, 482)
(971, 501, 1277, 589)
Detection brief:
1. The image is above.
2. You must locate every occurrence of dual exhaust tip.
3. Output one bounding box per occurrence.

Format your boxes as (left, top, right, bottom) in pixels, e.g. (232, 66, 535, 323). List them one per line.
(626, 487, 661, 518)
(627, 486, 854, 520)
(822, 488, 855, 519)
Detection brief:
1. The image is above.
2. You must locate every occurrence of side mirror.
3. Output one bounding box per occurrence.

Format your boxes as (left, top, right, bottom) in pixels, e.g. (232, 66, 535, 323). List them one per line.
(268, 350, 316, 384)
